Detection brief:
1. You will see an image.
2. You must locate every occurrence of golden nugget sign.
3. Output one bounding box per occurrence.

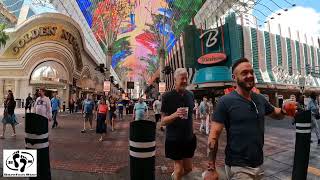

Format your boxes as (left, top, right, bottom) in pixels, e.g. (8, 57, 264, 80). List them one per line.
(13, 26, 57, 54)
(12, 26, 81, 63)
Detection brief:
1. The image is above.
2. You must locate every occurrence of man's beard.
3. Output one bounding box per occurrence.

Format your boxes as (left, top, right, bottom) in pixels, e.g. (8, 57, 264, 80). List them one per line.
(177, 83, 187, 90)
(237, 78, 255, 92)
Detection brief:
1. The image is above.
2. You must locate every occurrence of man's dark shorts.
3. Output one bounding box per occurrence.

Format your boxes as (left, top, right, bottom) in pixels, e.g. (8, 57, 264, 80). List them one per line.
(84, 113, 93, 122)
(165, 134, 197, 160)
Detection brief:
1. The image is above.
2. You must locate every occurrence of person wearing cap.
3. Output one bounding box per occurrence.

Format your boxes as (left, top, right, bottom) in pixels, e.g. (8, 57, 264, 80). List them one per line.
(34, 87, 52, 122)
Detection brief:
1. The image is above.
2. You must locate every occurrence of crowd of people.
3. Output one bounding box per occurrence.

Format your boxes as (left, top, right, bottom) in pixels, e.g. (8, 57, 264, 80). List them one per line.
(1, 58, 320, 180)
(0, 87, 157, 142)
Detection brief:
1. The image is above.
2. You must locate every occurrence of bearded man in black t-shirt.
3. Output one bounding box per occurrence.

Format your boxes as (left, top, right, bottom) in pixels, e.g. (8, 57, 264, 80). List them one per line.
(161, 68, 196, 180)
(206, 58, 296, 180)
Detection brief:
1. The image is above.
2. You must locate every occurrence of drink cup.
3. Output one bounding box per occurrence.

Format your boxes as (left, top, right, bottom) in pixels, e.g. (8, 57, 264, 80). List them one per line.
(180, 107, 189, 119)
(283, 99, 297, 117)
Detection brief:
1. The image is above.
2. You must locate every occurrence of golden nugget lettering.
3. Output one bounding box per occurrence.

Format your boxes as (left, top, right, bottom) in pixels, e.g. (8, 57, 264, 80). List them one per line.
(12, 26, 57, 54)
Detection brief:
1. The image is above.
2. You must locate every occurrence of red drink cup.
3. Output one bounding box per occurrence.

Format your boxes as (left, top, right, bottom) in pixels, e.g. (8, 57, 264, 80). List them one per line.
(283, 100, 297, 117)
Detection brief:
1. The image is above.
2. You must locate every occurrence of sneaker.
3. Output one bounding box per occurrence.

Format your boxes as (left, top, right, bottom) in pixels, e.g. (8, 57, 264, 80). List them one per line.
(89, 128, 94, 131)
(81, 129, 86, 133)
(0, 135, 4, 139)
(11, 134, 16, 137)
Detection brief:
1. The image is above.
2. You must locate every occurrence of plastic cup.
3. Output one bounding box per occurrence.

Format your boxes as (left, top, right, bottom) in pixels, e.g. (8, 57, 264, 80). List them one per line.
(283, 100, 297, 117)
(180, 107, 189, 119)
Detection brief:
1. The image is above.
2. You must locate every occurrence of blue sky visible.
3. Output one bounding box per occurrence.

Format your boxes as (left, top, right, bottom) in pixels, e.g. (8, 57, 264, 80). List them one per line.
(252, 0, 320, 38)
(24, 0, 56, 14)
(253, 0, 319, 25)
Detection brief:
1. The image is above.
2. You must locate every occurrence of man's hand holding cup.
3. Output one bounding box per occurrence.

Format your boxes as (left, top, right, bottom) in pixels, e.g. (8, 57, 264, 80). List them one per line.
(177, 107, 188, 119)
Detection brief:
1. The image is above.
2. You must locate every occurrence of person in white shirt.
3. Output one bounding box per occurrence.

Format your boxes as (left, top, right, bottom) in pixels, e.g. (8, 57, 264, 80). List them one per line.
(194, 100, 200, 120)
(33, 87, 52, 121)
(199, 96, 209, 135)
(153, 96, 163, 130)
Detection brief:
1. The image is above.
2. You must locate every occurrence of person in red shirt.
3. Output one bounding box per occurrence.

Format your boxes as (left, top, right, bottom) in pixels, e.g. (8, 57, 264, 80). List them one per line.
(96, 99, 108, 142)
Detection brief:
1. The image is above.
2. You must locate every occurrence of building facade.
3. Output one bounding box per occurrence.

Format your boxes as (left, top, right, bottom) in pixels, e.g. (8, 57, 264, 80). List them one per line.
(0, 13, 104, 106)
(163, 13, 320, 105)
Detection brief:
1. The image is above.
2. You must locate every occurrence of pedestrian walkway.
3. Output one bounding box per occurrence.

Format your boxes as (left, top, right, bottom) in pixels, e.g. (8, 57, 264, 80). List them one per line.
(0, 111, 319, 179)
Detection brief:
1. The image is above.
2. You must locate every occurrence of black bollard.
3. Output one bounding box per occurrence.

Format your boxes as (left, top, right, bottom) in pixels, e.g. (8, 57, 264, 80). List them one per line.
(129, 120, 156, 180)
(25, 113, 51, 180)
(292, 110, 311, 180)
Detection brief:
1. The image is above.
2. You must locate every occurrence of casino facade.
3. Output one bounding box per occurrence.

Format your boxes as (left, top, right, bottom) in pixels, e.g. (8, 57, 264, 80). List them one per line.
(0, 13, 106, 106)
(150, 12, 320, 106)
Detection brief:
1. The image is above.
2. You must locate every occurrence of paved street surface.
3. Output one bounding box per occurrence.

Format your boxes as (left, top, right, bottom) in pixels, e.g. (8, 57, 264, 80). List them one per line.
(0, 108, 320, 180)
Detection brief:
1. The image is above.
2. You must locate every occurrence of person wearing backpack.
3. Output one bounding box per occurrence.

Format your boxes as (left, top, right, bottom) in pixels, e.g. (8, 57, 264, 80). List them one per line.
(199, 96, 210, 135)
(306, 92, 320, 145)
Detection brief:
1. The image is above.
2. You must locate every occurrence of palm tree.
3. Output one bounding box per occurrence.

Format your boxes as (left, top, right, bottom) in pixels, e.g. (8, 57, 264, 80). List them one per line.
(0, 24, 9, 49)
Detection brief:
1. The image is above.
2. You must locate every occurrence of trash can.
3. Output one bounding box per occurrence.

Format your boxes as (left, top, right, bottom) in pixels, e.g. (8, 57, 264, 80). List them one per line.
(25, 113, 51, 180)
(16, 99, 21, 108)
(129, 120, 156, 180)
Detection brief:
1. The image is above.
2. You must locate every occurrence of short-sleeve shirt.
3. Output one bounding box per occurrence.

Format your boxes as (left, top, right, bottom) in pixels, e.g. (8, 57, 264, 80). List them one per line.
(34, 96, 52, 120)
(307, 99, 319, 115)
(117, 102, 124, 110)
(213, 91, 275, 168)
(199, 101, 208, 115)
(51, 98, 60, 111)
(98, 104, 108, 114)
(134, 102, 147, 120)
(153, 100, 161, 115)
(110, 103, 117, 113)
(161, 90, 195, 141)
(83, 99, 94, 114)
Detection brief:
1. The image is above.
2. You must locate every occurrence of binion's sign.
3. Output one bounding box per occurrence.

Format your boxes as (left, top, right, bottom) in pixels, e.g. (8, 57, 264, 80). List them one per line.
(199, 29, 219, 48)
(197, 53, 227, 65)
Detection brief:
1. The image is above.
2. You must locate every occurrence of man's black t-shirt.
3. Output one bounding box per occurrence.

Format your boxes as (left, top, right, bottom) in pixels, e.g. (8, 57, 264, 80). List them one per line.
(213, 91, 275, 167)
(161, 90, 195, 141)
